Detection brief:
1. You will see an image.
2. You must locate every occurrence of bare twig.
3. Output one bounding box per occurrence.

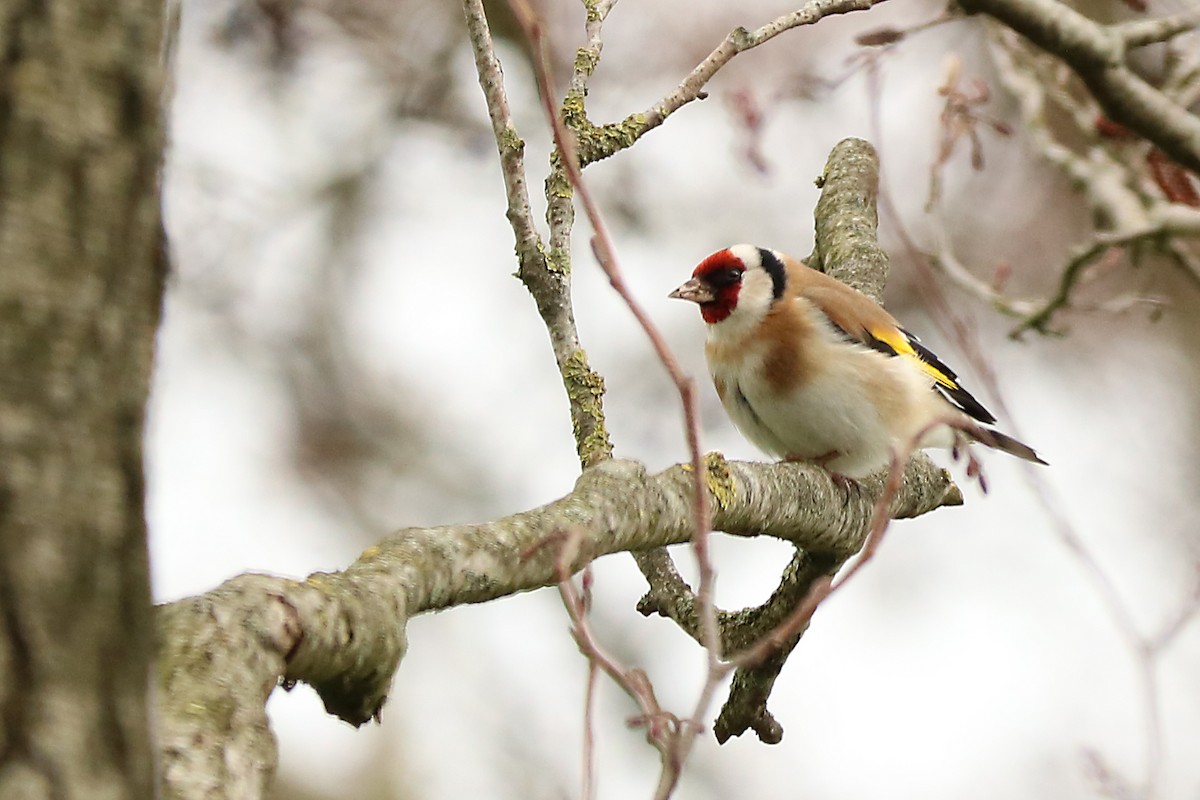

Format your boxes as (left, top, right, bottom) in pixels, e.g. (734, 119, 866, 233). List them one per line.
(583, 647, 598, 800)
(855, 47, 1186, 795)
(1118, 9, 1200, 49)
(1012, 221, 1199, 336)
(636, 0, 883, 138)
(1018, 471, 1173, 799)
(894, 55, 1184, 792)
(553, 529, 673, 750)
(467, 2, 967, 790)
(461, 0, 542, 263)
(926, 55, 1012, 211)
(926, 29, 1200, 334)
(926, 218, 1041, 317)
(1147, 572, 1200, 655)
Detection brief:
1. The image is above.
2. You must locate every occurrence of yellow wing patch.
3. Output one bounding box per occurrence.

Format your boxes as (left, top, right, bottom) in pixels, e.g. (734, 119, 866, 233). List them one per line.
(863, 325, 997, 425)
(866, 326, 959, 391)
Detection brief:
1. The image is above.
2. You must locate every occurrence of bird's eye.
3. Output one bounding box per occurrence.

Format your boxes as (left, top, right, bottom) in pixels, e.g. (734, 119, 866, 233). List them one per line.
(709, 267, 743, 288)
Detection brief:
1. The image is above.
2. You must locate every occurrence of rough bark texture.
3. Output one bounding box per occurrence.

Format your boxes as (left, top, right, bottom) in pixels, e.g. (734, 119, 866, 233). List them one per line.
(808, 138, 888, 302)
(0, 2, 164, 799)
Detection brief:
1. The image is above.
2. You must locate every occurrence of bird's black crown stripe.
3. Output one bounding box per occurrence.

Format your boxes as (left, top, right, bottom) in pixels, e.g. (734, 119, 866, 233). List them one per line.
(758, 248, 787, 300)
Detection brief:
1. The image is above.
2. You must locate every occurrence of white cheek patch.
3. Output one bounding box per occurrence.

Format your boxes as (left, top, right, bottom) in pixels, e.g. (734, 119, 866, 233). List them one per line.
(739, 267, 775, 311)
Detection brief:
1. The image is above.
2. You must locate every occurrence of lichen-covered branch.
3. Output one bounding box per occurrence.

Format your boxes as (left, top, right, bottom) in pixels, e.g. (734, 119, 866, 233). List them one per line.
(809, 138, 889, 301)
(461, 0, 613, 467)
(470, 11, 921, 756)
(156, 455, 959, 798)
(566, 0, 882, 167)
(958, 0, 1200, 174)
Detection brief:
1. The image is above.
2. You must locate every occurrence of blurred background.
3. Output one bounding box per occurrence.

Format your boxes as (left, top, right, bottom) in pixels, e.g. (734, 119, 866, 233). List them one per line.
(152, 0, 1200, 797)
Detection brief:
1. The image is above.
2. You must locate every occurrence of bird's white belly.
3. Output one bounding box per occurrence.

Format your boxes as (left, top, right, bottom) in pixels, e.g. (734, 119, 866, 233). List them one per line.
(713, 347, 924, 477)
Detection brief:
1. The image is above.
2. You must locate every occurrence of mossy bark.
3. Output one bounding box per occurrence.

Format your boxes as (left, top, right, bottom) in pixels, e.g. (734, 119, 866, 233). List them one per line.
(0, 2, 164, 798)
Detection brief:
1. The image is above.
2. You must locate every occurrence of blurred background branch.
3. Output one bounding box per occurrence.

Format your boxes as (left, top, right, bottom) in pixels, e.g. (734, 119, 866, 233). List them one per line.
(959, 0, 1200, 173)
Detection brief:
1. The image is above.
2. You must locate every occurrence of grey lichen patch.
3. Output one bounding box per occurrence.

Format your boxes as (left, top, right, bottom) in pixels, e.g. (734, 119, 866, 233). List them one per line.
(424, 563, 504, 610)
(513, 239, 550, 283)
(703, 451, 736, 511)
(730, 26, 754, 49)
(561, 348, 613, 467)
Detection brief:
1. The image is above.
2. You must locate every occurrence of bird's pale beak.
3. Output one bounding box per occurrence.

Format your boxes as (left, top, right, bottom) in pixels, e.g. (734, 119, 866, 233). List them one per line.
(668, 278, 715, 304)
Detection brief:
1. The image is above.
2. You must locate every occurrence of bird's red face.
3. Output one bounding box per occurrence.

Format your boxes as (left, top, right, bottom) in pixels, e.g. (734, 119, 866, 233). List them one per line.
(669, 249, 746, 324)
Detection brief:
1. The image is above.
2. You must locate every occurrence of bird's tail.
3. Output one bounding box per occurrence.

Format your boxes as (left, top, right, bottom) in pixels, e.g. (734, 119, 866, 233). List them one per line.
(968, 425, 1048, 466)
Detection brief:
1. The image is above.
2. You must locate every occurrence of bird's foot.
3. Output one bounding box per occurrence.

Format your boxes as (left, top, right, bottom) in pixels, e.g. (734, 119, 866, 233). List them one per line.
(827, 471, 861, 494)
(785, 451, 861, 497)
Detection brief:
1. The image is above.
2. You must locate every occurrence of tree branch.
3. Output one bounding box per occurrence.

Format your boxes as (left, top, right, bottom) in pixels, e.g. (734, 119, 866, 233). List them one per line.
(958, 0, 1200, 174)
(1119, 10, 1200, 49)
(157, 8, 968, 797)
(809, 137, 890, 301)
(562, 0, 883, 167)
(462, 0, 613, 468)
(714, 138, 908, 741)
(977, 24, 1200, 335)
(156, 454, 960, 797)
(637, 138, 892, 649)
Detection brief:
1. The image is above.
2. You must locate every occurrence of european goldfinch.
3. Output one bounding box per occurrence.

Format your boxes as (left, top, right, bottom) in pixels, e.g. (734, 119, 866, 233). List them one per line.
(670, 244, 1046, 479)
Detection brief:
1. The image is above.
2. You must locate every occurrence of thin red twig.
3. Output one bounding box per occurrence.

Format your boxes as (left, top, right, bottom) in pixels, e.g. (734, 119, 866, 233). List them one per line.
(552, 528, 672, 747)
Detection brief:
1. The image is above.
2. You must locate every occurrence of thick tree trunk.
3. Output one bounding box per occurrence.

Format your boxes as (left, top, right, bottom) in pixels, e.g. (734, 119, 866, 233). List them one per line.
(0, 2, 164, 798)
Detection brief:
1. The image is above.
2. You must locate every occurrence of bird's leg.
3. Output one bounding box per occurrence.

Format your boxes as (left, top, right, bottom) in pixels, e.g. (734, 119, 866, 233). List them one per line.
(785, 451, 861, 494)
(950, 430, 989, 494)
